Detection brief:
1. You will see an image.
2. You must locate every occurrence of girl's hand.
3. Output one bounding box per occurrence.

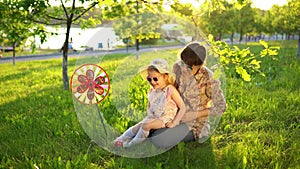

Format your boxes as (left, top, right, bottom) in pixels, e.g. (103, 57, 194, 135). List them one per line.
(165, 122, 174, 128)
(166, 120, 179, 128)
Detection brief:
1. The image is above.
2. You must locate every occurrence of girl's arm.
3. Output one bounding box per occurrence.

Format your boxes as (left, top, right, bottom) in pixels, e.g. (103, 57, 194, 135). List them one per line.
(165, 85, 186, 128)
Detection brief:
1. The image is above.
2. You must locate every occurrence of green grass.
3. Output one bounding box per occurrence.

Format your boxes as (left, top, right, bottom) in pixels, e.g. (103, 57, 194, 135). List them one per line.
(0, 41, 299, 168)
(0, 49, 61, 58)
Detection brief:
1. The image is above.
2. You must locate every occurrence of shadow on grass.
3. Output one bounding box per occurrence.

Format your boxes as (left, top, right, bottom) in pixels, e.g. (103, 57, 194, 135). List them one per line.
(0, 82, 218, 168)
(0, 85, 99, 167)
(113, 140, 217, 169)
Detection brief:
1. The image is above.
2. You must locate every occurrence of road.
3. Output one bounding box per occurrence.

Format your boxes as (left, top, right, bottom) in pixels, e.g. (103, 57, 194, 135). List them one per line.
(0, 45, 184, 64)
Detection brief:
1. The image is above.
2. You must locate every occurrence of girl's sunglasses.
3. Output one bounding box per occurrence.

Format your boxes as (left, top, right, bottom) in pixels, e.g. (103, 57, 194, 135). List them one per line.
(147, 77, 159, 82)
(147, 76, 160, 82)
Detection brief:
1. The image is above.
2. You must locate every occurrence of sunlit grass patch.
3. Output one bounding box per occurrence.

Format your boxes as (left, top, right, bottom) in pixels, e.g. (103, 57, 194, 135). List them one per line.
(0, 41, 299, 168)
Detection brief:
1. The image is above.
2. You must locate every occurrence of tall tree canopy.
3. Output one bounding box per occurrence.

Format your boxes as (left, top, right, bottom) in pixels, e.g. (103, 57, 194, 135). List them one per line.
(102, 0, 164, 55)
(0, 0, 47, 65)
(34, 0, 101, 89)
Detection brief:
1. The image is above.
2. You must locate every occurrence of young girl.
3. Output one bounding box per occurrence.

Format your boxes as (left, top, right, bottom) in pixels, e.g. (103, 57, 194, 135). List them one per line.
(114, 58, 186, 147)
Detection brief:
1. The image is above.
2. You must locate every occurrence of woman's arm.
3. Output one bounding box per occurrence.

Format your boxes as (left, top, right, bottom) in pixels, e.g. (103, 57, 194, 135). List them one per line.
(181, 78, 226, 123)
(206, 79, 226, 116)
(181, 108, 210, 123)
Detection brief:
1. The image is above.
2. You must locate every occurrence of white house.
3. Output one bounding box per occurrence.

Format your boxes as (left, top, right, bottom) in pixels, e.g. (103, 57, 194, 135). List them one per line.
(33, 26, 123, 50)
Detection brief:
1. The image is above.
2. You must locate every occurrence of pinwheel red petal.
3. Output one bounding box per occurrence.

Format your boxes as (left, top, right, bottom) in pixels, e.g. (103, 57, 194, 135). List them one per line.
(87, 88, 95, 100)
(78, 74, 88, 83)
(94, 84, 104, 95)
(95, 76, 105, 85)
(77, 84, 88, 93)
(86, 69, 94, 81)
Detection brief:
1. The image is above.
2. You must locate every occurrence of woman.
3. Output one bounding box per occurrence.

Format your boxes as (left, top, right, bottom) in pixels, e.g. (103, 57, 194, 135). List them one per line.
(150, 42, 226, 148)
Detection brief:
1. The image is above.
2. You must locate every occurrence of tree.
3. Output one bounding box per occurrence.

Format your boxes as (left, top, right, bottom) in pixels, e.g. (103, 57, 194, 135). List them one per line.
(262, 9, 276, 40)
(233, 2, 255, 42)
(168, 0, 280, 82)
(286, 0, 300, 58)
(169, 1, 201, 40)
(252, 8, 266, 38)
(102, 0, 164, 58)
(199, 0, 235, 40)
(269, 5, 286, 40)
(0, 1, 47, 65)
(34, 0, 100, 90)
(112, 12, 165, 49)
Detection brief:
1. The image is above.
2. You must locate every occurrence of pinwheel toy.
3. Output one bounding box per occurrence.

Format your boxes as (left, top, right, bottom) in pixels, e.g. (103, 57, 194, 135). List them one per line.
(70, 64, 110, 104)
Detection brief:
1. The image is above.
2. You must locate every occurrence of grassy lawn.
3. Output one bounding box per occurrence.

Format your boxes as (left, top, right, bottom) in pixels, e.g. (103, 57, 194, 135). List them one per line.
(0, 49, 61, 58)
(0, 41, 299, 168)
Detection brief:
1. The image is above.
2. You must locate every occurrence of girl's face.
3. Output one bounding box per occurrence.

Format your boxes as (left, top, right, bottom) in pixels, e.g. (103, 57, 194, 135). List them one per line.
(147, 70, 168, 90)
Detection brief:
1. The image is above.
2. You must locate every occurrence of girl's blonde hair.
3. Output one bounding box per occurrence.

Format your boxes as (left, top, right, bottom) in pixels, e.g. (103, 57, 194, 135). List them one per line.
(147, 66, 175, 85)
(139, 58, 175, 85)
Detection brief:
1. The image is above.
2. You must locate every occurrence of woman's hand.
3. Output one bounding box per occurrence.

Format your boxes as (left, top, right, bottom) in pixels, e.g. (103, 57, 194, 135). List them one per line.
(181, 109, 210, 123)
(181, 111, 196, 123)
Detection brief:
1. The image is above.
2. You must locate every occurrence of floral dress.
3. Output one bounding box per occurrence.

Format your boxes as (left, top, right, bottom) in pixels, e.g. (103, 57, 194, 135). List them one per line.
(141, 85, 178, 127)
(173, 61, 226, 141)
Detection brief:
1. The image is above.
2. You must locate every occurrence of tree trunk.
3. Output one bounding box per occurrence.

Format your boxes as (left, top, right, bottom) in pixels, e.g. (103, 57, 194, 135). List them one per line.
(12, 43, 16, 66)
(135, 39, 140, 59)
(62, 19, 72, 90)
(297, 35, 300, 59)
(239, 30, 243, 43)
(62, 49, 69, 90)
(230, 32, 234, 45)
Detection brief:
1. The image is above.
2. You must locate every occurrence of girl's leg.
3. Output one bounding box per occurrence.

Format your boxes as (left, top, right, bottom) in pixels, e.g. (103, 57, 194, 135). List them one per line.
(126, 119, 163, 147)
(114, 123, 141, 146)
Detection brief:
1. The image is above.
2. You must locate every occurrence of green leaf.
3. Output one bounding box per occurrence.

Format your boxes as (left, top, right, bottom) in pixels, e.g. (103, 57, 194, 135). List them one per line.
(243, 156, 247, 167)
(260, 49, 268, 57)
(236, 66, 251, 81)
(233, 46, 240, 51)
(208, 34, 214, 42)
(66, 160, 71, 169)
(268, 49, 279, 56)
(259, 40, 268, 48)
(250, 59, 261, 69)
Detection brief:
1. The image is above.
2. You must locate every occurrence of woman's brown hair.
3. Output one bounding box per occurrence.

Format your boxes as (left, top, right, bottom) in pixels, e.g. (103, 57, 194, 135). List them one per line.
(180, 43, 206, 67)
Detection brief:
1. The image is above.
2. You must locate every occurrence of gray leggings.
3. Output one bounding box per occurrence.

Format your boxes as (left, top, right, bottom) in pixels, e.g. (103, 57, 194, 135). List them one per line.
(149, 123, 195, 149)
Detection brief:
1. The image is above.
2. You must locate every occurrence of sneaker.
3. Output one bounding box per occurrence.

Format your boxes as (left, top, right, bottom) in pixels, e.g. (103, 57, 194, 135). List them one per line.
(113, 140, 123, 147)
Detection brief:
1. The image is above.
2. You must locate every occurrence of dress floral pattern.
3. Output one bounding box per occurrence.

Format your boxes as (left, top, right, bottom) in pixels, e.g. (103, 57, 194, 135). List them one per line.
(173, 61, 226, 140)
(141, 85, 178, 126)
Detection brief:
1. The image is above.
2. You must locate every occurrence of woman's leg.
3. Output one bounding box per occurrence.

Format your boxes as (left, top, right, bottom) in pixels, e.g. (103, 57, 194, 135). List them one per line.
(149, 123, 195, 149)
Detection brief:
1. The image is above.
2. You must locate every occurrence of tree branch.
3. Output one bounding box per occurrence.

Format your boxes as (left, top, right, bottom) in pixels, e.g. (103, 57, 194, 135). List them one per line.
(60, 0, 69, 19)
(72, 1, 99, 22)
(32, 19, 67, 25)
(45, 13, 65, 21)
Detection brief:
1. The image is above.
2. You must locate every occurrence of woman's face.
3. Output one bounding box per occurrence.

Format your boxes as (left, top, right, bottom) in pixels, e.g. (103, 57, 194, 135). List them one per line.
(181, 61, 201, 75)
(147, 70, 168, 90)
